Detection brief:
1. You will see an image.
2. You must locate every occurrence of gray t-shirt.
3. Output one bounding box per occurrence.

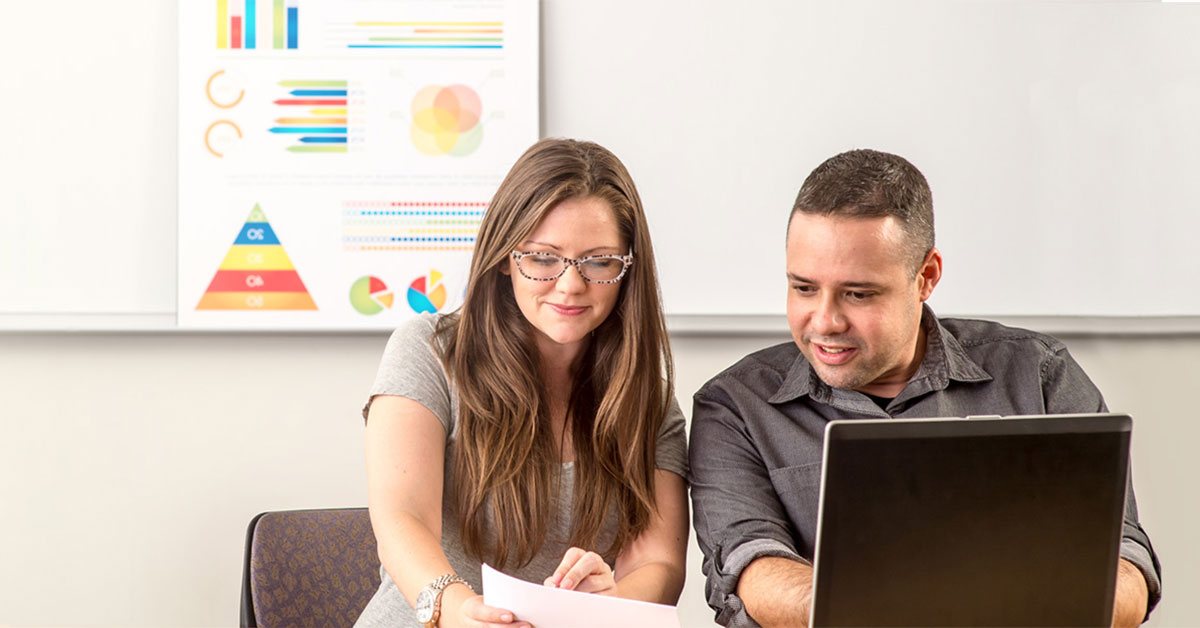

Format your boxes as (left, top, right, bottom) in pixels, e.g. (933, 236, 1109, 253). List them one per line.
(355, 313, 688, 627)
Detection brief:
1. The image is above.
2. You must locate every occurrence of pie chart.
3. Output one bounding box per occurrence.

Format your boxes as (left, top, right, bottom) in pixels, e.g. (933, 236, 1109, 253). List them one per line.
(349, 276, 394, 315)
(407, 270, 447, 313)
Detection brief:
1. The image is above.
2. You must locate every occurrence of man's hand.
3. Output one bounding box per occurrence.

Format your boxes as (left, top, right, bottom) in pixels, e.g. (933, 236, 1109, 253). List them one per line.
(737, 556, 814, 628)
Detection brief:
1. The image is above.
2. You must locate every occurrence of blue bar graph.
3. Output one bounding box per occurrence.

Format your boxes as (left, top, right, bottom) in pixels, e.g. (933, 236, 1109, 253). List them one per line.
(290, 90, 348, 97)
(300, 137, 348, 144)
(246, 0, 256, 48)
(269, 127, 348, 134)
(348, 44, 502, 49)
(287, 5, 298, 49)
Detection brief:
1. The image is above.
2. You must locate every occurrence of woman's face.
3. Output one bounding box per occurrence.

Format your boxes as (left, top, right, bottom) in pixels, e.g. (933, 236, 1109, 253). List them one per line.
(506, 196, 626, 361)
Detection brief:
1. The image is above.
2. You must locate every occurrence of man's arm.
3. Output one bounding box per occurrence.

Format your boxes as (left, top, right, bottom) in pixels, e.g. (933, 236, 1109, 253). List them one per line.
(690, 387, 810, 627)
(737, 556, 814, 628)
(1112, 558, 1149, 627)
(1043, 347, 1162, 618)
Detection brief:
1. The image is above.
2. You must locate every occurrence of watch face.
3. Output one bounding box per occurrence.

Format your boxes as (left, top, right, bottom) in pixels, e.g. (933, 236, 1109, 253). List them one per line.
(415, 587, 434, 623)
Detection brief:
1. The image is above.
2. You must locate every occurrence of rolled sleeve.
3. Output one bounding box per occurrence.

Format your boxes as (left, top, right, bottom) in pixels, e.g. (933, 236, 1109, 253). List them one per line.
(1117, 475, 1163, 617)
(1043, 347, 1162, 614)
(689, 387, 804, 627)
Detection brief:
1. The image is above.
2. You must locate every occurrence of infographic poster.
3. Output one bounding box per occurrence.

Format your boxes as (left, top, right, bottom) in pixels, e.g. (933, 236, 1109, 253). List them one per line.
(178, 0, 538, 329)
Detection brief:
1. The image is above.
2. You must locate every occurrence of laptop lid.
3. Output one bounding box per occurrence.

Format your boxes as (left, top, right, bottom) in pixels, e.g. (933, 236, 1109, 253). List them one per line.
(809, 413, 1131, 628)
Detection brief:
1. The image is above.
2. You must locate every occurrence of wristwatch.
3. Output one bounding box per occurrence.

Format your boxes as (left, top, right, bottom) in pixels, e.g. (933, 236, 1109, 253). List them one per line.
(415, 573, 473, 628)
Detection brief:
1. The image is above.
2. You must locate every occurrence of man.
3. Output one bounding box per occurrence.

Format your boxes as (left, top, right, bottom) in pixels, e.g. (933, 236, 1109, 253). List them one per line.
(688, 149, 1161, 627)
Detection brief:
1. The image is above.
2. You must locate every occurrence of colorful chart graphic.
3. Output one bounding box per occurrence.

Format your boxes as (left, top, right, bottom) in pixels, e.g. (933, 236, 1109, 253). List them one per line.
(339, 21, 504, 50)
(407, 270, 447, 313)
(206, 70, 245, 108)
(411, 84, 483, 157)
(342, 200, 484, 252)
(275, 0, 299, 49)
(196, 204, 317, 310)
(270, 80, 350, 153)
(217, 0, 257, 49)
(350, 276, 394, 315)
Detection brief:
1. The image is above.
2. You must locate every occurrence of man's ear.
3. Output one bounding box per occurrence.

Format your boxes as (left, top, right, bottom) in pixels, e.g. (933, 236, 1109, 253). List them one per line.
(917, 247, 942, 302)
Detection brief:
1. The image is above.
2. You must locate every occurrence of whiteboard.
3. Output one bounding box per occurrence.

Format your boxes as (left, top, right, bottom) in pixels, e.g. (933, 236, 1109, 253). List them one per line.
(4, 1, 1200, 331)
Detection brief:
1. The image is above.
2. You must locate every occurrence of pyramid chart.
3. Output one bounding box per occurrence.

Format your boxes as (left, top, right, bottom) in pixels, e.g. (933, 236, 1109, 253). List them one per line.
(196, 204, 317, 310)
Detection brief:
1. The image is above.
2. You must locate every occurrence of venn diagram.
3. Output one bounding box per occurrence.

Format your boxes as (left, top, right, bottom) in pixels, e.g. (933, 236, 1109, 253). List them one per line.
(410, 84, 483, 157)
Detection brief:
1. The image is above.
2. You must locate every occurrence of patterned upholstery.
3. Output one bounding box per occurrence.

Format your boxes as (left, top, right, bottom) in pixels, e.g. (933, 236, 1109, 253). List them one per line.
(242, 508, 381, 628)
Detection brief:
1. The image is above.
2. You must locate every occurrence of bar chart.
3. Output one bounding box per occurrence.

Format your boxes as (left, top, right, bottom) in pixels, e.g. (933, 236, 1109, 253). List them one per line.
(269, 80, 351, 153)
(343, 21, 503, 51)
(216, 0, 257, 49)
(341, 201, 486, 253)
(216, 0, 296, 50)
(276, 0, 299, 49)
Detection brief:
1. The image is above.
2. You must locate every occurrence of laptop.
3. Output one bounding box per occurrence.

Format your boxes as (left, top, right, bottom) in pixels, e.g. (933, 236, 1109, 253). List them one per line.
(809, 413, 1131, 627)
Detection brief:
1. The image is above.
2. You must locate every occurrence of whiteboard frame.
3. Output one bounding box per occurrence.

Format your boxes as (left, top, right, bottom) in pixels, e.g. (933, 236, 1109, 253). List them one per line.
(5, 312, 1200, 336)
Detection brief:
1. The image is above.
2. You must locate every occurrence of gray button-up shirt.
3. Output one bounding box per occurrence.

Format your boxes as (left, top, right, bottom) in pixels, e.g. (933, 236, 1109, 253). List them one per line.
(689, 307, 1161, 627)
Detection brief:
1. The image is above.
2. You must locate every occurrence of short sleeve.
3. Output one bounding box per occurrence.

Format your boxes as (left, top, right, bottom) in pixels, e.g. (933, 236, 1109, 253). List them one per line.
(361, 313, 455, 435)
(654, 396, 688, 478)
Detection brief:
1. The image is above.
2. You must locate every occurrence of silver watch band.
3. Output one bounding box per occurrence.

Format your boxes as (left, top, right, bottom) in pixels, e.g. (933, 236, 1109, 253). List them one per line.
(430, 573, 474, 593)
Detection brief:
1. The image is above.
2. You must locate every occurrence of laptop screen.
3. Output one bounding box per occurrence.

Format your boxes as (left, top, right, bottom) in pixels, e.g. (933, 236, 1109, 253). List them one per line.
(810, 414, 1130, 628)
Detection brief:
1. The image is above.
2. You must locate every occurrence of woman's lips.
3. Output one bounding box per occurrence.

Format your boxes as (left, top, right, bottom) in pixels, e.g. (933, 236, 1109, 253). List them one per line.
(549, 303, 588, 316)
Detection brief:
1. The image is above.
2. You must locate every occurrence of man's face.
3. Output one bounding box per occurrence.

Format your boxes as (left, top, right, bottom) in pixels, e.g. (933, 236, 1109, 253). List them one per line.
(785, 213, 940, 398)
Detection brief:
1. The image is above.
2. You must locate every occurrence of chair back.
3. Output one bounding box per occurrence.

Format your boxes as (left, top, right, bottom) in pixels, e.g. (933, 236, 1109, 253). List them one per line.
(240, 508, 381, 627)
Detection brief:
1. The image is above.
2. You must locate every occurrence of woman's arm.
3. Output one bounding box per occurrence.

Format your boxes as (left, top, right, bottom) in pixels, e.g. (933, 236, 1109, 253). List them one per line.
(544, 470, 689, 605)
(366, 395, 524, 628)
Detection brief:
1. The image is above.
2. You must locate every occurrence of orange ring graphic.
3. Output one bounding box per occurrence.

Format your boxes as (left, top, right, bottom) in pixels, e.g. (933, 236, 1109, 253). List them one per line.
(206, 70, 245, 108)
(205, 120, 243, 157)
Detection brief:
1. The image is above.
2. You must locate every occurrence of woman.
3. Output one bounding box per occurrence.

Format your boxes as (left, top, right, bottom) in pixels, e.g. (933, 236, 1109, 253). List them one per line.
(356, 138, 689, 628)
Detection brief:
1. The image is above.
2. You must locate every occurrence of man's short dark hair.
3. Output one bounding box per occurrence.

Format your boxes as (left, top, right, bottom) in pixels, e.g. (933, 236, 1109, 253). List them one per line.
(790, 149, 935, 271)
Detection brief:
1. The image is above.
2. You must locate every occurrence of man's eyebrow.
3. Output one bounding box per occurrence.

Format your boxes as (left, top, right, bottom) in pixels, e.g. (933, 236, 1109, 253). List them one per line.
(787, 273, 885, 290)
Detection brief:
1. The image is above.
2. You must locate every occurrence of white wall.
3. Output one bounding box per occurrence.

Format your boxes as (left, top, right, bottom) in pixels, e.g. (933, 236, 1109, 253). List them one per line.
(0, 330, 1196, 627)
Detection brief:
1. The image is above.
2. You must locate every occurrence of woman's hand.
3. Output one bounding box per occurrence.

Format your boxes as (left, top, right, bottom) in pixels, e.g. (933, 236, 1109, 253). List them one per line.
(543, 547, 618, 596)
(445, 587, 531, 628)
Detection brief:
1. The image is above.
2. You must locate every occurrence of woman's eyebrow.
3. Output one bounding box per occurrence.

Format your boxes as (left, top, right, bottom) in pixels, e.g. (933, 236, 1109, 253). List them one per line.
(519, 241, 623, 255)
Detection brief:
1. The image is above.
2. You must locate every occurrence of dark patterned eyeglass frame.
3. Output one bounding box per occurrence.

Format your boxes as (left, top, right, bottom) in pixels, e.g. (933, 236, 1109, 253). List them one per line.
(509, 250, 634, 284)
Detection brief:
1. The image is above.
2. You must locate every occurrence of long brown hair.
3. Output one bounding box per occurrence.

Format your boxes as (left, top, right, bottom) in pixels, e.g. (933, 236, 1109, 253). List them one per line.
(434, 138, 674, 568)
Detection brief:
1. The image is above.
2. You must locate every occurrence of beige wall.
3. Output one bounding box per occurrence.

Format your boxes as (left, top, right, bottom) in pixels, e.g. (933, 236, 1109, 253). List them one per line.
(0, 331, 1194, 626)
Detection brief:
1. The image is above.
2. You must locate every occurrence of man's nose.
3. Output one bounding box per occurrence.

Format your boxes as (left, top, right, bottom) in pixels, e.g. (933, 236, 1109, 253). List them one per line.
(811, 295, 848, 336)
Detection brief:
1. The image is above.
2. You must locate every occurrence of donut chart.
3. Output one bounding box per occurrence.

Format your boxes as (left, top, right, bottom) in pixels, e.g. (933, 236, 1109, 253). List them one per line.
(350, 275, 394, 315)
(406, 270, 447, 313)
(410, 84, 483, 157)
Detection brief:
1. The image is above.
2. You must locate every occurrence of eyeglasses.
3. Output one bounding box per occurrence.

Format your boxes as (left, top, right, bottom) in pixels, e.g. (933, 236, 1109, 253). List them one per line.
(510, 250, 634, 284)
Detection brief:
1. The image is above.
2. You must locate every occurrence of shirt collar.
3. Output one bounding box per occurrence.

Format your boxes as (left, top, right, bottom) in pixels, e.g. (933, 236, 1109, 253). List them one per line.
(767, 304, 992, 405)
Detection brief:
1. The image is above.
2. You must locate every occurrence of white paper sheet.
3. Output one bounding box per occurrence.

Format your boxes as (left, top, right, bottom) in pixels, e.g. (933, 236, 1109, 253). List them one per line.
(481, 563, 682, 628)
